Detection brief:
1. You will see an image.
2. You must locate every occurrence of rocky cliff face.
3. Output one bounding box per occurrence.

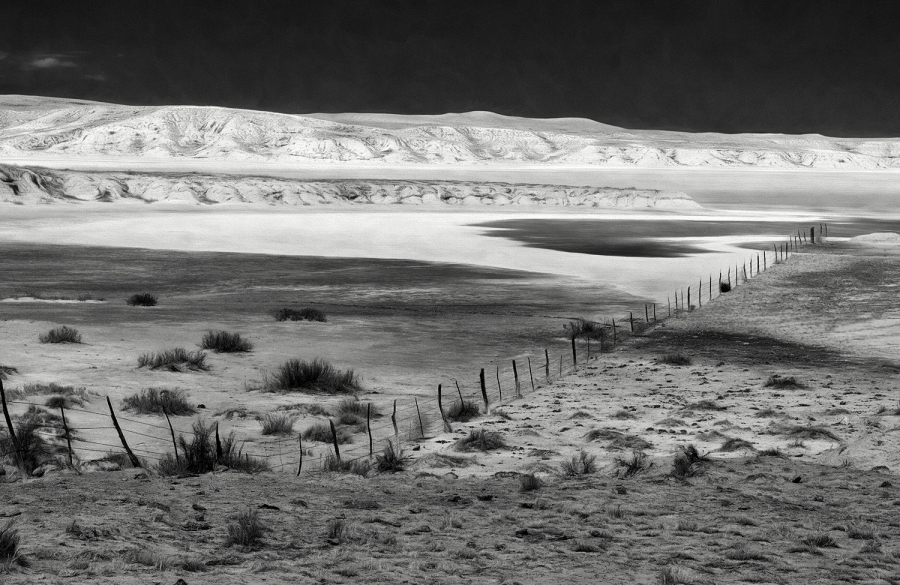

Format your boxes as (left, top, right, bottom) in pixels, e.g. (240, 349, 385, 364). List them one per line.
(0, 164, 699, 208)
(2, 96, 899, 169)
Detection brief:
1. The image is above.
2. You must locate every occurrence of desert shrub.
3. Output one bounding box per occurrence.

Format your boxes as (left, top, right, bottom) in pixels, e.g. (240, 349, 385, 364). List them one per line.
(719, 282, 732, 293)
(447, 399, 480, 422)
(0, 520, 27, 568)
(758, 447, 784, 457)
(683, 400, 727, 412)
(783, 425, 838, 441)
(375, 441, 411, 473)
(335, 398, 378, 426)
(0, 366, 17, 381)
(845, 522, 876, 540)
(321, 452, 369, 475)
(301, 422, 352, 444)
(156, 421, 268, 476)
(615, 450, 649, 478)
(0, 420, 55, 475)
(127, 293, 157, 307)
(719, 437, 755, 452)
(226, 509, 267, 547)
(137, 349, 209, 372)
(764, 375, 804, 388)
(609, 434, 652, 451)
(561, 451, 598, 477)
(39, 326, 82, 344)
(454, 429, 507, 452)
(520, 473, 543, 492)
(200, 330, 253, 353)
(660, 353, 692, 366)
(259, 413, 295, 436)
(563, 318, 605, 340)
(122, 388, 196, 415)
(273, 307, 326, 322)
(266, 358, 360, 394)
(672, 444, 709, 479)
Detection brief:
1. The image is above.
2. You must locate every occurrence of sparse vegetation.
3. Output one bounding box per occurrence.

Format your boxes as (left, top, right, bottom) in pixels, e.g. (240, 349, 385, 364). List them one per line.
(200, 330, 253, 353)
(126, 293, 157, 307)
(122, 388, 196, 415)
(226, 509, 267, 547)
(39, 326, 82, 344)
(0, 520, 27, 569)
(683, 399, 727, 412)
(719, 437, 755, 452)
(454, 429, 507, 452)
(137, 348, 209, 372)
(783, 425, 839, 441)
(561, 450, 597, 476)
(321, 452, 369, 475)
(259, 413, 295, 436)
(764, 374, 804, 388)
(301, 422, 352, 444)
(0, 420, 54, 475)
(265, 358, 360, 394)
(801, 532, 839, 548)
(563, 318, 605, 340)
(0, 365, 17, 381)
(274, 307, 326, 322)
(758, 447, 784, 457)
(375, 441, 411, 473)
(123, 548, 171, 569)
(660, 353, 692, 366)
(156, 421, 268, 475)
(615, 450, 649, 478)
(447, 398, 480, 422)
(520, 473, 543, 492)
(719, 281, 732, 293)
(672, 444, 709, 479)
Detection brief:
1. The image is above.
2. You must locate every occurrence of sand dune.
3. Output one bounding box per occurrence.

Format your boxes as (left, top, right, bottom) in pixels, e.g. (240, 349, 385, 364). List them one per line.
(2, 95, 900, 169)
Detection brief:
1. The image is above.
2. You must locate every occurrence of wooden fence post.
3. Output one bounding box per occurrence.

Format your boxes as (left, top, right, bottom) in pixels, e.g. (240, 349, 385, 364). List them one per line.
(629, 311, 634, 332)
(414, 398, 425, 439)
(612, 318, 617, 345)
(571, 336, 577, 367)
(437, 384, 453, 434)
(645, 304, 650, 324)
(698, 281, 702, 308)
(297, 435, 303, 476)
(559, 355, 563, 377)
(763, 252, 767, 270)
(811, 227, 815, 244)
(667, 296, 671, 316)
(496, 366, 502, 405)
(161, 405, 179, 464)
(392, 400, 399, 443)
(59, 405, 74, 468)
(527, 357, 535, 392)
(653, 303, 657, 321)
(709, 275, 713, 300)
(215, 422, 223, 463)
(329, 419, 341, 463)
(544, 349, 550, 379)
(479, 368, 489, 414)
(718, 272, 722, 292)
(0, 379, 24, 473)
(512, 360, 521, 398)
(106, 396, 141, 468)
(367, 403, 374, 455)
(743, 263, 748, 281)
(687, 287, 691, 310)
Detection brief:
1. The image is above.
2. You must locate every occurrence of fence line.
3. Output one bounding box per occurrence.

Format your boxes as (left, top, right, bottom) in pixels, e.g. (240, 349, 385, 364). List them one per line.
(0, 224, 824, 475)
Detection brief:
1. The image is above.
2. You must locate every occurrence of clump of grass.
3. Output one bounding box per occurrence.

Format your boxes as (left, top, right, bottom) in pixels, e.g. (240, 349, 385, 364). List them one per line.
(725, 546, 768, 561)
(683, 400, 727, 412)
(127, 293, 157, 307)
(335, 398, 378, 426)
(801, 533, 839, 548)
(719, 437, 755, 452)
(563, 318, 605, 340)
(609, 434, 652, 451)
(137, 349, 209, 372)
(758, 447, 784, 457)
(783, 425, 839, 441)
(156, 421, 268, 476)
(200, 330, 253, 353)
(274, 307, 326, 322)
(375, 441, 411, 473)
(122, 388, 196, 415)
(660, 565, 705, 585)
(719, 282, 732, 293)
(845, 521, 876, 540)
(0, 521, 28, 568)
(0, 366, 17, 381)
(561, 450, 597, 477)
(321, 452, 370, 475)
(226, 509, 267, 547)
(615, 450, 649, 478)
(520, 473, 543, 492)
(672, 444, 709, 479)
(447, 399, 480, 422)
(660, 353, 692, 366)
(39, 326, 82, 344)
(123, 548, 171, 569)
(584, 428, 623, 442)
(0, 420, 54, 475)
(612, 409, 637, 420)
(764, 374, 804, 388)
(265, 358, 360, 394)
(754, 408, 780, 418)
(454, 429, 507, 452)
(259, 413, 295, 436)
(301, 422, 353, 444)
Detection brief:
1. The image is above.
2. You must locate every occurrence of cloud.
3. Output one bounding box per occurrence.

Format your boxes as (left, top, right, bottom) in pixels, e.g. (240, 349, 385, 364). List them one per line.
(30, 56, 78, 69)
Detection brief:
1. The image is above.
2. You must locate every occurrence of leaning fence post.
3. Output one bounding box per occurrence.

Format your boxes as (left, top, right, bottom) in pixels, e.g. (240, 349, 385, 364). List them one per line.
(479, 368, 489, 414)
(743, 263, 748, 281)
(437, 384, 452, 432)
(544, 349, 550, 379)
(328, 419, 341, 463)
(496, 366, 502, 405)
(414, 398, 425, 439)
(161, 405, 179, 464)
(367, 402, 374, 456)
(106, 396, 141, 468)
(0, 380, 24, 473)
(296, 435, 303, 476)
(59, 405, 74, 468)
(527, 357, 535, 392)
(392, 400, 399, 443)
(512, 360, 521, 398)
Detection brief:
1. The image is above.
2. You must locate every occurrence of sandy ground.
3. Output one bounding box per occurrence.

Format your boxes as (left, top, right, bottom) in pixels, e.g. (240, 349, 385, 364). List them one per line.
(1, 239, 899, 583)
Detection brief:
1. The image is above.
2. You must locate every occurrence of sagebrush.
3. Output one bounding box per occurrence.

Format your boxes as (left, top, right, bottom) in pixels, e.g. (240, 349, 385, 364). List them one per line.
(39, 326, 82, 344)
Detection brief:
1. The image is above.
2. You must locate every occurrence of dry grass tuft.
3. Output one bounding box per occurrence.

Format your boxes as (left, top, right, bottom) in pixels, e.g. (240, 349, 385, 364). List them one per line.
(660, 353, 692, 366)
(273, 307, 326, 322)
(200, 330, 253, 353)
(226, 509, 267, 547)
(39, 326, 82, 344)
(447, 399, 480, 422)
(561, 450, 597, 477)
(122, 388, 196, 415)
(520, 473, 543, 492)
(0, 365, 17, 381)
(454, 429, 507, 452)
(301, 422, 352, 444)
(0, 520, 28, 569)
(764, 374, 804, 388)
(265, 358, 360, 394)
(615, 450, 649, 478)
(137, 349, 209, 372)
(375, 441, 411, 473)
(719, 437, 755, 452)
(126, 293, 157, 307)
(782, 425, 839, 441)
(259, 413, 295, 436)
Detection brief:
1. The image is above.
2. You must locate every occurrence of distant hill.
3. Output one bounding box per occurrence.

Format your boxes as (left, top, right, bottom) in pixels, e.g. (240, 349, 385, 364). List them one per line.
(1, 95, 899, 169)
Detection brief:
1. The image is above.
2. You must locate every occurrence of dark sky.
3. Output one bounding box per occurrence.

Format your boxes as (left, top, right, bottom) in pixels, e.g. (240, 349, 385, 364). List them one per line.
(2, 1, 900, 136)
